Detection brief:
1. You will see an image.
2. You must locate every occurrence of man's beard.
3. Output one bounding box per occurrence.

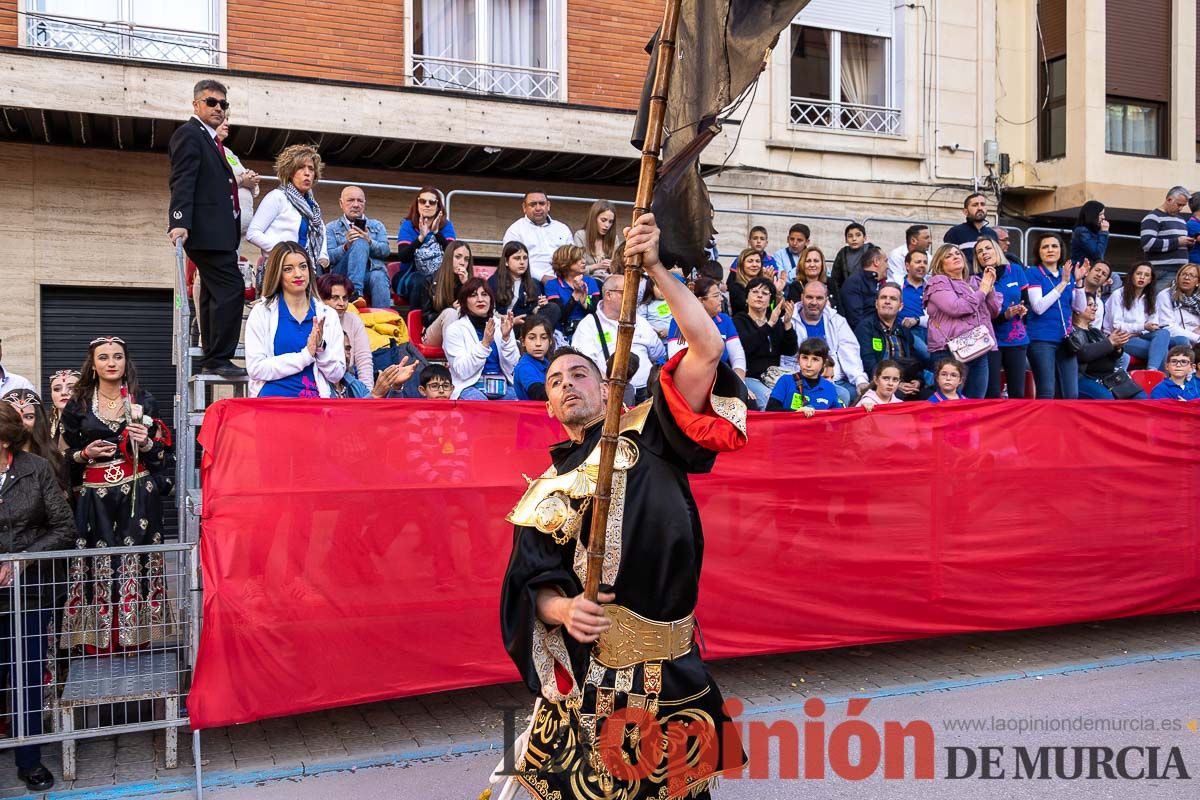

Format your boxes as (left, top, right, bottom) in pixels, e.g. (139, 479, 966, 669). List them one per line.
(555, 397, 604, 428)
(972, 211, 987, 223)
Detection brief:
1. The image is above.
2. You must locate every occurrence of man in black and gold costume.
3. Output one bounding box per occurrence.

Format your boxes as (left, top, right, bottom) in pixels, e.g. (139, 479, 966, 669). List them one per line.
(499, 214, 749, 800)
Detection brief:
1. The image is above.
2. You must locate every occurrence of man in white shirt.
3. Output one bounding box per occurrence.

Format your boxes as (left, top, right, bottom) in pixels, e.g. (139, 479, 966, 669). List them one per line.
(501, 191, 574, 283)
(790, 281, 867, 407)
(886, 224, 931, 286)
(0, 338, 34, 396)
(571, 275, 665, 400)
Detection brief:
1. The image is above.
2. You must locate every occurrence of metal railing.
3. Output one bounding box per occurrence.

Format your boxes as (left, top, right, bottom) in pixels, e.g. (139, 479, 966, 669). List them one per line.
(24, 12, 219, 66)
(411, 54, 561, 100)
(444, 190, 635, 247)
(789, 96, 902, 136)
(0, 544, 197, 780)
(1021, 226, 1143, 268)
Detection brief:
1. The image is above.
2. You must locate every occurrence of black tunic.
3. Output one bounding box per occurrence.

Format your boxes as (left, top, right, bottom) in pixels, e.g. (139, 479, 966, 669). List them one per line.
(732, 312, 799, 381)
(59, 390, 177, 650)
(500, 360, 748, 800)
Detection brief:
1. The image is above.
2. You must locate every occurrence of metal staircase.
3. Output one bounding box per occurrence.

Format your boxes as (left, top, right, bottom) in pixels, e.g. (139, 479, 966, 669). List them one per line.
(171, 243, 249, 546)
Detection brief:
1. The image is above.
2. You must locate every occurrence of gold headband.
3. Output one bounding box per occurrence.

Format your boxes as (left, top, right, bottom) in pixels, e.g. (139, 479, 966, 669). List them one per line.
(1, 389, 41, 411)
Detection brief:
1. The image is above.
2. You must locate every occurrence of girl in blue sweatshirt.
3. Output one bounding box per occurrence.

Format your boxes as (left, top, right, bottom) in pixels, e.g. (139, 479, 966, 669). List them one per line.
(513, 316, 553, 400)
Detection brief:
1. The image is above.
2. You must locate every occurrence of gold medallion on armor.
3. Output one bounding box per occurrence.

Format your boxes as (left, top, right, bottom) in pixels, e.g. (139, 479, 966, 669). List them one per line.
(614, 436, 639, 471)
(533, 492, 570, 534)
(104, 464, 124, 484)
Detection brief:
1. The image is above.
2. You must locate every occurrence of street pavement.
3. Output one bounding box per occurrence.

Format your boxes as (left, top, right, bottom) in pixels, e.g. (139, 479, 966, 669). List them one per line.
(206, 656, 1200, 799)
(4, 611, 1196, 798)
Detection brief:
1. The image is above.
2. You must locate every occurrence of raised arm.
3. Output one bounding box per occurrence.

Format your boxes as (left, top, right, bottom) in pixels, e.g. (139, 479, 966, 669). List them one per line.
(625, 214, 722, 412)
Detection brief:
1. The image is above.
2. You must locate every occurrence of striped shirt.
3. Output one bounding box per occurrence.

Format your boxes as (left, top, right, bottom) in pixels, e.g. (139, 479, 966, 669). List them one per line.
(1140, 209, 1189, 271)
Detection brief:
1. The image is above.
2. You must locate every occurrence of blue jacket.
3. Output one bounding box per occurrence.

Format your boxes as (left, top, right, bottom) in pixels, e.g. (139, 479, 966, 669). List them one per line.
(513, 354, 549, 400)
(325, 217, 391, 276)
(1024, 265, 1074, 343)
(1188, 218, 1200, 265)
(766, 374, 843, 411)
(1151, 375, 1200, 401)
(1070, 225, 1108, 266)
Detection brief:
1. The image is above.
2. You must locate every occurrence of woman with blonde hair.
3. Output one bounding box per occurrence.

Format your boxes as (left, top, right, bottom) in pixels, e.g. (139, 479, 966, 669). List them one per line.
(1155, 262, 1200, 348)
(245, 242, 345, 398)
(923, 242, 1001, 398)
(247, 144, 329, 276)
(727, 247, 765, 315)
(784, 246, 830, 304)
(573, 199, 622, 275)
(544, 244, 601, 336)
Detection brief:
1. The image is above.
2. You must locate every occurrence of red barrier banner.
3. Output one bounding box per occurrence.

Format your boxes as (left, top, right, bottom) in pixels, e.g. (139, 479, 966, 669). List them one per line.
(189, 399, 1200, 730)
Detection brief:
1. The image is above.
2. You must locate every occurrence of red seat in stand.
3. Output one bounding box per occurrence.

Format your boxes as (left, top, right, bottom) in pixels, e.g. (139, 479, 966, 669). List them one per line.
(1130, 370, 1164, 395)
(407, 309, 445, 360)
(387, 262, 405, 307)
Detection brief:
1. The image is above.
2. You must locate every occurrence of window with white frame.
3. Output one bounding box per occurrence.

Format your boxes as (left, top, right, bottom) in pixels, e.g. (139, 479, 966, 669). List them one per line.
(787, 0, 899, 135)
(23, 1, 220, 66)
(412, 0, 562, 101)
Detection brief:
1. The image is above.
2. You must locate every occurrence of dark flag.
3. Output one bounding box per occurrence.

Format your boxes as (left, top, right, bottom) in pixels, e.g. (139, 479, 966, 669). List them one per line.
(632, 0, 811, 269)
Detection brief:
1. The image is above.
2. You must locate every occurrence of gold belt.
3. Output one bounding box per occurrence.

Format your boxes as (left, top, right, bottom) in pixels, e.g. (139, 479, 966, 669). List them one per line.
(593, 604, 694, 669)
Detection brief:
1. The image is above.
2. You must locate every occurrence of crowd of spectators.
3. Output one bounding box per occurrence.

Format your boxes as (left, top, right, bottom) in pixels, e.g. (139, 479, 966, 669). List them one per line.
(160, 79, 1200, 410)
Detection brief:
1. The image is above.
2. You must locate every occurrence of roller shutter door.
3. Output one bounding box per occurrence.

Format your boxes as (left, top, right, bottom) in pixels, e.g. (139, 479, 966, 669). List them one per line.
(40, 286, 177, 539)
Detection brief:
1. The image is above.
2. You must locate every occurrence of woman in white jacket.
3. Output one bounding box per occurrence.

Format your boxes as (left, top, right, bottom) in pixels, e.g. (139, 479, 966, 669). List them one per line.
(1103, 261, 1172, 371)
(246, 242, 345, 398)
(1154, 263, 1200, 348)
(443, 278, 520, 400)
(247, 144, 330, 287)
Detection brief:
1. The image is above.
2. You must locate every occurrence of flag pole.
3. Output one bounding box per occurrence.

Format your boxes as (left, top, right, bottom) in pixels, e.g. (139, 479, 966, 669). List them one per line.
(583, 0, 683, 602)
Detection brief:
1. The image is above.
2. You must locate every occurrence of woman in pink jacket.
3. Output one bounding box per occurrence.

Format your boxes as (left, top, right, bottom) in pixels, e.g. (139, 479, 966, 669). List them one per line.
(924, 243, 1002, 398)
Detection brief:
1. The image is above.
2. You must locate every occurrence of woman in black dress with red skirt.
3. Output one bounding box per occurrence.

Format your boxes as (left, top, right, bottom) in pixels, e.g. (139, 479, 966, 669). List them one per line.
(59, 337, 176, 651)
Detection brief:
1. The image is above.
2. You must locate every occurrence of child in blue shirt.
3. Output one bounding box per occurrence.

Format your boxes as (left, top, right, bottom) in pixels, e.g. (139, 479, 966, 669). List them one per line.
(767, 338, 843, 415)
(928, 357, 965, 402)
(1150, 345, 1200, 401)
(513, 316, 554, 400)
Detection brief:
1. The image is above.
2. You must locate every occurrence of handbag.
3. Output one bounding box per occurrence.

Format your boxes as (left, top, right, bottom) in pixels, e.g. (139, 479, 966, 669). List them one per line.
(1099, 369, 1142, 399)
(942, 324, 995, 362)
(761, 366, 786, 388)
(479, 373, 508, 400)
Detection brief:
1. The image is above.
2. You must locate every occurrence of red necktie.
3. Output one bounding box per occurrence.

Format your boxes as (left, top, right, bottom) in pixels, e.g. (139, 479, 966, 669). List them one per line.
(214, 138, 241, 217)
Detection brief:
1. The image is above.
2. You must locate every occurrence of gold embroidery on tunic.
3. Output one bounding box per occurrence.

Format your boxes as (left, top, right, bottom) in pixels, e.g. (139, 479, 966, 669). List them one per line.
(709, 393, 748, 437)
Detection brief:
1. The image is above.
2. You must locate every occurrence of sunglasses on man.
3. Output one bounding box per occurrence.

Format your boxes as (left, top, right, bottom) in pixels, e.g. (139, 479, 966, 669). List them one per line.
(200, 97, 230, 110)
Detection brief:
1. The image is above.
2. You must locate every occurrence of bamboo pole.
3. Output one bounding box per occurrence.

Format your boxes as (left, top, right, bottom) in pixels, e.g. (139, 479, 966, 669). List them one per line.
(583, 0, 683, 602)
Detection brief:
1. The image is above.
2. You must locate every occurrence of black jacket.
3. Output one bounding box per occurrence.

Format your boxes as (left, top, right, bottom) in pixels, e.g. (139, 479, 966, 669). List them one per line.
(1066, 326, 1123, 379)
(167, 117, 241, 251)
(732, 313, 798, 380)
(0, 451, 75, 608)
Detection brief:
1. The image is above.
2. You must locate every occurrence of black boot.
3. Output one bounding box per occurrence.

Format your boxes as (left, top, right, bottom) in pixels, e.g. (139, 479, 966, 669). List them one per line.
(18, 764, 54, 791)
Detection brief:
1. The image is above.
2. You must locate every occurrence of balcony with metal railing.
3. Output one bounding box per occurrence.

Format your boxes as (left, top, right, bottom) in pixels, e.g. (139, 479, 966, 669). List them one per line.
(410, 54, 561, 101)
(789, 96, 902, 136)
(24, 13, 219, 66)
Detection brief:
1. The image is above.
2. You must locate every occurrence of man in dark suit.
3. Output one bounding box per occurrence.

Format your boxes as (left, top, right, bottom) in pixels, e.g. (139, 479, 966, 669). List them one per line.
(168, 79, 246, 377)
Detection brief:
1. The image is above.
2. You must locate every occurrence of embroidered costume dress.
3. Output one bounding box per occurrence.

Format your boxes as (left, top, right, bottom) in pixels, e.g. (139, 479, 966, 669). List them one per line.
(59, 390, 177, 650)
(500, 353, 748, 800)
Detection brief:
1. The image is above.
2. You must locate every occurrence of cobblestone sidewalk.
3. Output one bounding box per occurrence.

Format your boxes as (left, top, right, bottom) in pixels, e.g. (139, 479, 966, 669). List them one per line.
(2, 611, 1196, 798)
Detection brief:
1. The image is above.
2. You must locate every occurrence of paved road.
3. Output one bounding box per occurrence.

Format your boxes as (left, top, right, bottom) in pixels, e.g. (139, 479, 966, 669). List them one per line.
(209, 655, 1200, 800)
(11, 613, 1195, 799)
